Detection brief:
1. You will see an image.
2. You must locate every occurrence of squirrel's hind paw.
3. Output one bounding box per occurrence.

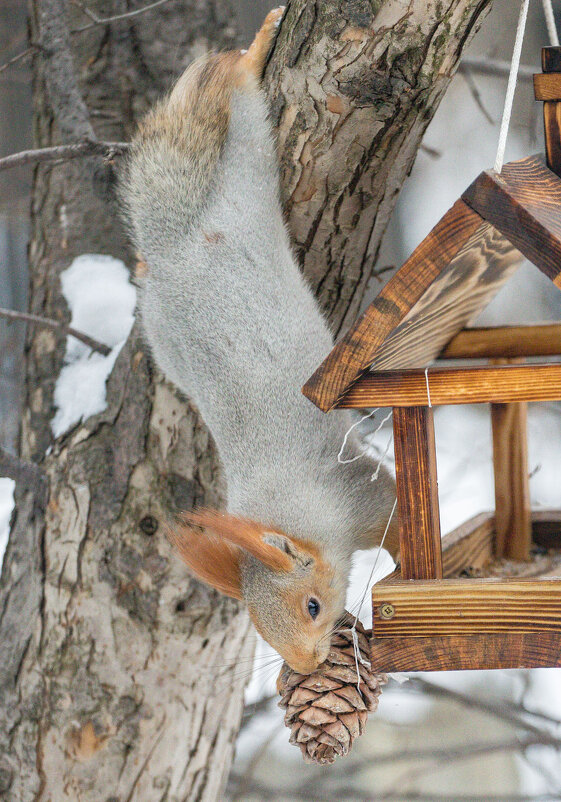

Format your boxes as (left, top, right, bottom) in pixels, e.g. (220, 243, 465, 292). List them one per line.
(239, 6, 285, 79)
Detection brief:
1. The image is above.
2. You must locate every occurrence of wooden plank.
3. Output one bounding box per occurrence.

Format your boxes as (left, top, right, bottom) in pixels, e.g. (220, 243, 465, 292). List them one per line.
(441, 512, 495, 577)
(544, 102, 561, 177)
(532, 509, 561, 549)
(534, 72, 561, 101)
(372, 577, 561, 635)
(371, 513, 561, 672)
(462, 154, 561, 287)
(337, 362, 561, 408)
(540, 47, 561, 178)
(491, 394, 531, 561)
(382, 512, 495, 585)
(441, 323, 561, 359)
(301, 200, 485, 411)
(393, 406, 442, 580)
(368, 224, 521, 372)
(370, 631, 561, 672)
(543, 46, 561, 72)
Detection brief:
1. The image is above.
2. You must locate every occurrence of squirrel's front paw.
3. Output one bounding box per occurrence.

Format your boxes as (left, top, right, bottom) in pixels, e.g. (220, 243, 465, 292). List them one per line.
(240, 6, 285, 78)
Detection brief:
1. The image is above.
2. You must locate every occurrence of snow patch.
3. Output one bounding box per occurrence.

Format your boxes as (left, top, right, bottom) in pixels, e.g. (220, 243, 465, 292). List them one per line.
(0, 477, 15, 571)
(51, 254, 136, 438)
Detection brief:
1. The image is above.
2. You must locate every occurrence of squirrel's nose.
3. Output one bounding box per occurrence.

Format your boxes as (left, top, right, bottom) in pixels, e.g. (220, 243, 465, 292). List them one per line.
(315, 640, 330, 666)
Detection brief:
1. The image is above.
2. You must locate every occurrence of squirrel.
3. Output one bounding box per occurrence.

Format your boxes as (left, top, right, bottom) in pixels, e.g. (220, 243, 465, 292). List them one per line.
(119, 7, 399, 675)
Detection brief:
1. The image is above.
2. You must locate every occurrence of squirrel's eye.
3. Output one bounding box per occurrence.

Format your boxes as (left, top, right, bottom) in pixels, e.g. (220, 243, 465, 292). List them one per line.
(307, 598, 320, 620)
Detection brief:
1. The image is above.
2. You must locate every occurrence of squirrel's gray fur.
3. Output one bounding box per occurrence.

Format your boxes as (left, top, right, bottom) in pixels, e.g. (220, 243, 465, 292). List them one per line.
(119, 15, 397, 673)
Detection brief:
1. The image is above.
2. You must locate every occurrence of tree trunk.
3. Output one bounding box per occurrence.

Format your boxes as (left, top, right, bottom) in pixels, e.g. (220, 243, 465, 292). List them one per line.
(0, 1, 492, 800)
(266, 0, 493, 335)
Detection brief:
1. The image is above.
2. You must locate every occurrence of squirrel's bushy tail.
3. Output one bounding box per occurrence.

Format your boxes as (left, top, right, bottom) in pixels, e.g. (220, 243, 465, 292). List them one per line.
(119, 5, 283, 257)
(120, 50, 243, 256)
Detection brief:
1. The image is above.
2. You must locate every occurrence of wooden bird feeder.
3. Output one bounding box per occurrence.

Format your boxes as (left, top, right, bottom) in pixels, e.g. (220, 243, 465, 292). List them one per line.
(303, 46, 561, 673)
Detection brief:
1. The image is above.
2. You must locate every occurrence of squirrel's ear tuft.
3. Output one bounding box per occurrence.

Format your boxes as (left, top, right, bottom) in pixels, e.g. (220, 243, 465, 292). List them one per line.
(177, 509, 294, 573)
(166, 520, 242, 599)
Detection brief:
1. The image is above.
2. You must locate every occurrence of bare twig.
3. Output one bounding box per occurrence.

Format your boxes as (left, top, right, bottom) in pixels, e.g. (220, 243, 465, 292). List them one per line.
(460, 68, 494, 124)
(459, 55, 536, 81)
(231, 722, 283, 802)
(378, 735, 561, 796)
(296, 732, 561, 797)
(228, 772, 560, 802)
(0, 45, 37, 75)
(0, 307, 111, 355)
(0, 0, 176, 76)
(0, 140, 129, 172)
(0, 447, 47, 502)
(69, 0, 99, 23)
(240, 694, 276, 728)
(71, 0, 174, 33)
(407, 677, 551, 736)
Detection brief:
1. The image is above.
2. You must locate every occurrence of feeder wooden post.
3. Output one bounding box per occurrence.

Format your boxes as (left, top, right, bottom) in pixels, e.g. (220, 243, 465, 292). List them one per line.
(490, 358, 532, 560)
(491, 402, 532, 560)
(535, 46, 561, 177)
(393, 406, 443, 580)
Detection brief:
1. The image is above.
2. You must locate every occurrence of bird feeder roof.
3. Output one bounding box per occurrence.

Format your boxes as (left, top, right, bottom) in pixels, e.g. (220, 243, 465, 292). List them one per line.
(303, 154, 561, 412)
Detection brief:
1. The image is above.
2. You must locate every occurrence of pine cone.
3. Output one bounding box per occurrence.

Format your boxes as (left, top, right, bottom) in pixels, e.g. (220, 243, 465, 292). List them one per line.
(277, 614, 386, 765)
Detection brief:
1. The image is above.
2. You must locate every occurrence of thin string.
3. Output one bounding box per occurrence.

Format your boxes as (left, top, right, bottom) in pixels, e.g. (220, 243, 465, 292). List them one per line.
(542, 0, 560, 46)
(347, 497, 398, 690)
(370, 431, 393, 482)
(424, 366, 432, 408)
(352, 497, 398, 631)
(337, 408, 378, 464)
(494, 0, 530, 173)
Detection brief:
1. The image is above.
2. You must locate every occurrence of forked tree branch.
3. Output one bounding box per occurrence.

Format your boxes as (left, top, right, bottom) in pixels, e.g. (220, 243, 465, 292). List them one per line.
(0, 0, 176, 74)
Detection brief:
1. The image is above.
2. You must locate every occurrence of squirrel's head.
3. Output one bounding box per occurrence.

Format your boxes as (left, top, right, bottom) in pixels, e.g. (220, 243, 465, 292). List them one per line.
(168, 510, 346, 674)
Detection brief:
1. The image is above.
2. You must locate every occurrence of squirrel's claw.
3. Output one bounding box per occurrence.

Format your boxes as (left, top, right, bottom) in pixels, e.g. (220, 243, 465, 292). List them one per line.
(240, 6, 285, 78)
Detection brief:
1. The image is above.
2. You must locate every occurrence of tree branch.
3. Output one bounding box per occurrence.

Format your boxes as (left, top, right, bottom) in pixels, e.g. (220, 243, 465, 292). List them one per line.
(0, 140, 129, 172)
(0, 45, 37, 75)
(0, 0, 176, 75)
(459, 55, 536, 81)
(0, 307, 111, 355)
(0, 447, 47, 501)
(71, 0, 175, 33)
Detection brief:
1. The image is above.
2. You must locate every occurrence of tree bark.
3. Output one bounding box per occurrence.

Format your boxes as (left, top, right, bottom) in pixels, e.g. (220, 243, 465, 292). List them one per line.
(266, 0, 493, 335)
(0, 1, 492, 800)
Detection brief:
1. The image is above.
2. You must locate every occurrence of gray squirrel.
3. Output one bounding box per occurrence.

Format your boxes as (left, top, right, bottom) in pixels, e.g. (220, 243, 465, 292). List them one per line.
(120, 7, 398, 674)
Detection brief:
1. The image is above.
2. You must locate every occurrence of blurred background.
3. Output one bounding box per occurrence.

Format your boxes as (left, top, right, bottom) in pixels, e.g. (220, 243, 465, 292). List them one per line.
(1, 0, 561, 799)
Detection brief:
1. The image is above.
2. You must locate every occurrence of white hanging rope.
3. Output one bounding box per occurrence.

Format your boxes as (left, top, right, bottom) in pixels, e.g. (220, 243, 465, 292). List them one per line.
(542, 0, 560, 46)
(494, 0, 530, 173)
(424, 366, 432, 408)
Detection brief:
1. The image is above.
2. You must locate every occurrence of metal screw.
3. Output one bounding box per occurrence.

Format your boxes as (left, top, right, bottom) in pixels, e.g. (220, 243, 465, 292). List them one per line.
(380, 603, 395, 620)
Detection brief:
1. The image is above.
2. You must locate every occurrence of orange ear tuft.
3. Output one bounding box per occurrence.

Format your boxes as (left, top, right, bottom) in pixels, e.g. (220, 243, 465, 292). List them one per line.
(166, 520, 243, 599)
(178, 509, 293, 573)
